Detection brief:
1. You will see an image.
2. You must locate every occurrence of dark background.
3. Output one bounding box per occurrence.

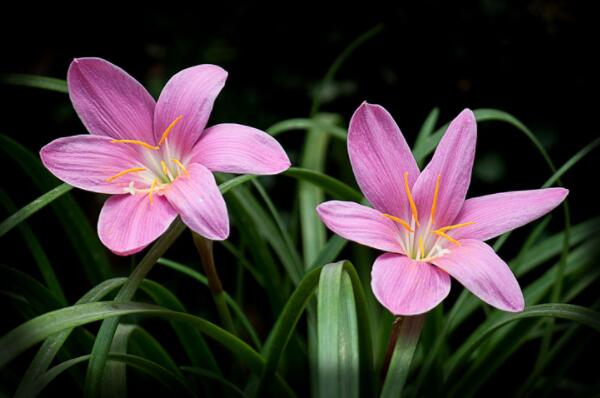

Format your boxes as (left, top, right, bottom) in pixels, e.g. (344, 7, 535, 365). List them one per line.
(1, 1, 598, 396)
(1, 1, 596, 217)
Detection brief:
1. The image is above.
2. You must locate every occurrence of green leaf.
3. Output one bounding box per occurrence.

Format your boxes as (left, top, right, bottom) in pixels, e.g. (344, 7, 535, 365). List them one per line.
(101, 324, 135, 398)
(284, 167, 362, 202)
(0, 301, 295, 397)
(310, 24, 383, 115)
(14, 278, 126, 398)
(444, 304, 600, 380)
(28, 353, 194, 397)
(84, 220, 185, 397)
(1, 74, 68, 93)
(0, 192, 66, 305)
(139, 279, 221, 373)
(251, 179, 304, 285)
(267, 118, 347, 141)
(252, 267, 322, 396)
(85, 174, 256, 397)
(0, 134, 112, 284)
(413, 108, 440, 166)
(317, 262, 359, 398)
(158, 257, 262, 349)
(0, 183, 73, 237)
(299, 114, 338, 268)
(182, 367, 249, 397)
(380, 315, 426, 398)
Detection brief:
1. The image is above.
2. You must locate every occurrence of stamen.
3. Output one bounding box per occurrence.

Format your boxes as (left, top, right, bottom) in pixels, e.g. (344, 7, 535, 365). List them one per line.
(160, 160, 169, 176)
(403, 172, 420, 227)
(430, 175, 441, 223)
(158, 115, 184, 146)
(382, 213, 414, 232)
(106, 167, 146, 182)
(110, 139, 159, 150)
(419, 236, 425, 258)
(434, 222, 475, 234)
(149, 178, 159, 205)
(433, 230, 461, 246)
(172, 159, 189, 176)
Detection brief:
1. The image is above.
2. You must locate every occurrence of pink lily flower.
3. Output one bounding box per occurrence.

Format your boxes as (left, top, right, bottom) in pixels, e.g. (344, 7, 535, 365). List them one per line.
(317, 103, 568, 314)
(41, 58, 290, 255)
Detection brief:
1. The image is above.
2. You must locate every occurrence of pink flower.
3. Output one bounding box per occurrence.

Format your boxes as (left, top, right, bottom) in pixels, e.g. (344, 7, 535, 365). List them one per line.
(317, 103, 568, 314)
(41, 58, 290, 255)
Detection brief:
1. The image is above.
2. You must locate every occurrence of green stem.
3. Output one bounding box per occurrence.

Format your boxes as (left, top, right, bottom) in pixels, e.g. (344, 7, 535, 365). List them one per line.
(192, 232, 235, 333)
(84, 219, 186, 398)
(380, 314, 426, 398)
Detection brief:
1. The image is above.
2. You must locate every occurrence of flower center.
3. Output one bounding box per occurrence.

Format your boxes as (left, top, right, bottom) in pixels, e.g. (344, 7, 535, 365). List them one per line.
(382, 172, 474, 261)
(105, 115, 188, 204)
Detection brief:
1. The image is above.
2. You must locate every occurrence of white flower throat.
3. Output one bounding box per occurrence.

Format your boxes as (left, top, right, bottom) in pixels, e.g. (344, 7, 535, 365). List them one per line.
(382, 172, 474, 261)
(104, 115, 188, 204)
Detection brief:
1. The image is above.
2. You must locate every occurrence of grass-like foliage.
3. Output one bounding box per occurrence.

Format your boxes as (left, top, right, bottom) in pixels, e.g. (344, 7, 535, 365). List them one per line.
(1, 28, 599, 398)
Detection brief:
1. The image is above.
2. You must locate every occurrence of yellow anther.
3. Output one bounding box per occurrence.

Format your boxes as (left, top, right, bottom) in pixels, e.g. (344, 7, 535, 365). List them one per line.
(160, 160, 169, 176)
(419, 236, 425, 258)
(382, 213, 414, 232)
(430, 175, 441, 223)
(149, 178, 159, 205)
(434, 222, 475, 234)
(434, 230, 461, 246)
(110, 139, 159, 150)
(158, 115, 184, 146)
(403, 172, 420, 227)
(172, 159, 189, 176)
(106, 167, 146, 182)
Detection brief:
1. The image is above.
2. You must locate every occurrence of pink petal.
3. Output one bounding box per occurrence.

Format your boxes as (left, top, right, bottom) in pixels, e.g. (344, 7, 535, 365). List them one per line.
(154, 65, 227, 153)
(164, 163, 229, 240)
(98, 194, 178, 256)
(450, 188, 569, 241)
(371, 253, 451, 315)
(412, 109, 476, 227)
(68, 58, 156, 143)
(348, 102, 420, 218)
(40, 135, 145, 194)
(189, 123, 290, 174)
(432, 239, 524, 312)
(316, 201, 406, 254)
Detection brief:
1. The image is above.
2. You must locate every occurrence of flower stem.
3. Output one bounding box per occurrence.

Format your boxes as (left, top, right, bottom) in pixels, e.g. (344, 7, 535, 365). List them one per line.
(192, 232, 235, 333)
(84, 218, 186, 398)
(380, 314, 426, 398)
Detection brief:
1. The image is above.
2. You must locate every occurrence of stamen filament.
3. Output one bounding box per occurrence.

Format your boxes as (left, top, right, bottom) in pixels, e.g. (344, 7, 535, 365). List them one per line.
(106, 167, 146, 182)
(403, 172, 420, 227)
(434, 221, 475, 233)
(172, 159, 189, 176)
(434, 230, 461, 246)
(419, 236, 425, 258)
(149, 178, 159, 205)
(160, 160, 169, 176)
(430, 175, 441, 223)
(382, 213, 414, 232)
(158, 115, 184, 145)
(110, 139, 159, 150)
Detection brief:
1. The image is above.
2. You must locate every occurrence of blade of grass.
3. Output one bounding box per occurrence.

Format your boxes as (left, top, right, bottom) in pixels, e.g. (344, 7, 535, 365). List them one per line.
(29, 353, 194, 397)
(0, 192, 66, 304)
(444, 304, 600, 380)
(0, 301, 296, 397)
(0, 134, 111, 283)
(267, 118, 347, 141)
(317, 262, 359, 398)
(84, 174, 260, 397)
(0, 183, 72, 237)
(380, 315, 425, 398)
(158, 257, 261, 349)
(1, 74, 68, 93)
